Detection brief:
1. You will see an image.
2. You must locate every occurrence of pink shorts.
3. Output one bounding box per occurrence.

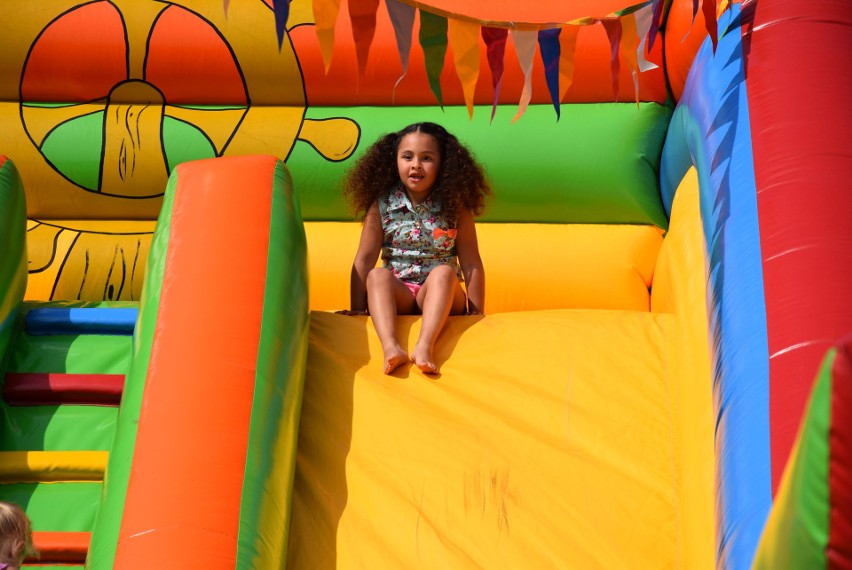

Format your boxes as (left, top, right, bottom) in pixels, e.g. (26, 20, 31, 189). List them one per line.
(404, 282, 423, 298)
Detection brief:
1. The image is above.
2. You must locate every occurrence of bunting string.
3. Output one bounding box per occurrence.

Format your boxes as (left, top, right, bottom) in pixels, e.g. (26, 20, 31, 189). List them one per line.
(296, 0, 730, 119)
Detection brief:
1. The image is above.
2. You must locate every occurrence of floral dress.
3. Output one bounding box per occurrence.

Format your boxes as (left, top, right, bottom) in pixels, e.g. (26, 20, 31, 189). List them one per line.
(378, 185, 462, 285)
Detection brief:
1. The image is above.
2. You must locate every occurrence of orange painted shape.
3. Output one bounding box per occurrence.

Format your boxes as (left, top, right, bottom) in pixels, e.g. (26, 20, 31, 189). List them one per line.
(22, 1, 127, 101)
(31, 531, 89, 563)
(145, 6, 247, 105)
(115, 155, 275, 567)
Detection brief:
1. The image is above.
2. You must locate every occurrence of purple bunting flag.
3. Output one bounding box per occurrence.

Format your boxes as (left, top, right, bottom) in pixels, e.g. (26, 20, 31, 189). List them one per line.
(386, 0, 416, 97)
(537, 28, 561, 120)
(273, 0, 291, 49)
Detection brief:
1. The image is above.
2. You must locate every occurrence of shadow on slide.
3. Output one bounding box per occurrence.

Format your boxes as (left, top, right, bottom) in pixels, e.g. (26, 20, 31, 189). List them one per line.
(290, 309, 689, 567)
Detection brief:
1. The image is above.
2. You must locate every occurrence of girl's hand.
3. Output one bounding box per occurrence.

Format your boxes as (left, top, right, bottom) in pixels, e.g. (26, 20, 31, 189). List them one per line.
(336, 309, 369, 316)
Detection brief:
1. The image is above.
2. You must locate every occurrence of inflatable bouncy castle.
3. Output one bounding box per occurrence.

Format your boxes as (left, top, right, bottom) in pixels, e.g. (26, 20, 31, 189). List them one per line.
(0, 0, 850, 568)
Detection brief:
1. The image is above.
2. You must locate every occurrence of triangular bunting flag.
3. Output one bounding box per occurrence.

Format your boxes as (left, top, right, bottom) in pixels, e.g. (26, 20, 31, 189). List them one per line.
(448, 18, 481, 119)
(634, 3, 659, 72)
(481, 27, 508, 122)
(703, 0, 719, 51)
(350, 0, 380, 76)
(419, 10, 448, 108)
(272, 0, 291, 49)
(511, 30, 537, 123)
(646, 0, 665, 52)
(386, 0, 416, 97)
(600, 18, 622, 100)
(537, 28, 561, 120)
(313, 0, 341, 73)
(619, 14, 641, 105)
(558, 26, 580, 102)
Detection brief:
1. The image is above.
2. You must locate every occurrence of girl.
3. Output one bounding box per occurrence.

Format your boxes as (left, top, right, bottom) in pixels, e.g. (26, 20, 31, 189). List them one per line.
(0, 502, 38, 569)
(341, 122, 491, 375)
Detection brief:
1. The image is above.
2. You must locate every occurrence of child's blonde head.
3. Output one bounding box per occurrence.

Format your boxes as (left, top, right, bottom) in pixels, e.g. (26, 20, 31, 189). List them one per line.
(0, 502, 37, 567)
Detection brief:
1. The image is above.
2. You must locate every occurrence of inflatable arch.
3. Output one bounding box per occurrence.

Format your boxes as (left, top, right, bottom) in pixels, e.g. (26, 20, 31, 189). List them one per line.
(0, 0, 850, 568)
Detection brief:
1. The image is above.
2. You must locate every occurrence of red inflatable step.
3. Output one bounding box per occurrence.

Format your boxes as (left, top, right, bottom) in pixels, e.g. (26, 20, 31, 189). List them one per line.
(3, 372, 124, 406)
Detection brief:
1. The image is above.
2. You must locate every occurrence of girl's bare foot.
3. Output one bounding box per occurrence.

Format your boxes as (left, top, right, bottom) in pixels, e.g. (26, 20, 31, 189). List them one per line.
(383, 345, 410, 375)
(411, 343, 439, 374)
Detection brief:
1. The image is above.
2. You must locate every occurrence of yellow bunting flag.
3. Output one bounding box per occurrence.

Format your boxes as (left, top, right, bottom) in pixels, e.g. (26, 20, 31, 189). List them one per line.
(558, 26, 580, 102)
(448, 18, 481, 119)
(313, 0, 341, 73)
(511, 30, 537, 123)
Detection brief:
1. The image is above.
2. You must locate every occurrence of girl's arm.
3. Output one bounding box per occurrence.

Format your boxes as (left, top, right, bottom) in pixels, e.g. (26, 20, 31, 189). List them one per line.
(347, 202, 383, 314)
(456, 208, 485, 315)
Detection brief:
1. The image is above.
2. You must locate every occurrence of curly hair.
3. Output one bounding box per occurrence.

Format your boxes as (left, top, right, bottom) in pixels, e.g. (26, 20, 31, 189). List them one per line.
(343, 122, 491, 222)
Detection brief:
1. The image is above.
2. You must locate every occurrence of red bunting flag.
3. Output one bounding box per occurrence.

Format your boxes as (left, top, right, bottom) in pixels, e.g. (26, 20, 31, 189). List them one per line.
(350, 0, 380, 76)
(600, 18, 623, 101)
(481, 26, 508, 122)
(703, 0, 718, 51)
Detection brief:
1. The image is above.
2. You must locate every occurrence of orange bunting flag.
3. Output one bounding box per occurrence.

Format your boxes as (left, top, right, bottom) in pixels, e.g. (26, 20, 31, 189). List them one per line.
(558, 26, 580, 103)
(418, 10, 448, 108)
(619, 14, 641, 105)
(313, 0, 341, 73)
(511, 30, 537, 123)
(350, 0, 380, 77)
(600, 18, 622, 101)
(481, 27, 508, 123)
(448, 18, 481, 119)
(386, 0, 416, 97)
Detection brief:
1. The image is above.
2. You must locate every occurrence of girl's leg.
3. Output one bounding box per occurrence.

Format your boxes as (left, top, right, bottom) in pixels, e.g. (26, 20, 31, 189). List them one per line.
(412, 265, 467, 373)
(367, 268, 418, 374)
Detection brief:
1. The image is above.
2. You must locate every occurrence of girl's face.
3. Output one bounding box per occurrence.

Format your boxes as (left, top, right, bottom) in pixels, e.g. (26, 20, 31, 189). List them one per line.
(396, 131, 441, 206)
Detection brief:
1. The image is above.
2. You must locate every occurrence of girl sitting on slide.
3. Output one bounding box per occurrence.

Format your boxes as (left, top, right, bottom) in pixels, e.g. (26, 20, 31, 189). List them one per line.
(339, 122, 491, 375)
